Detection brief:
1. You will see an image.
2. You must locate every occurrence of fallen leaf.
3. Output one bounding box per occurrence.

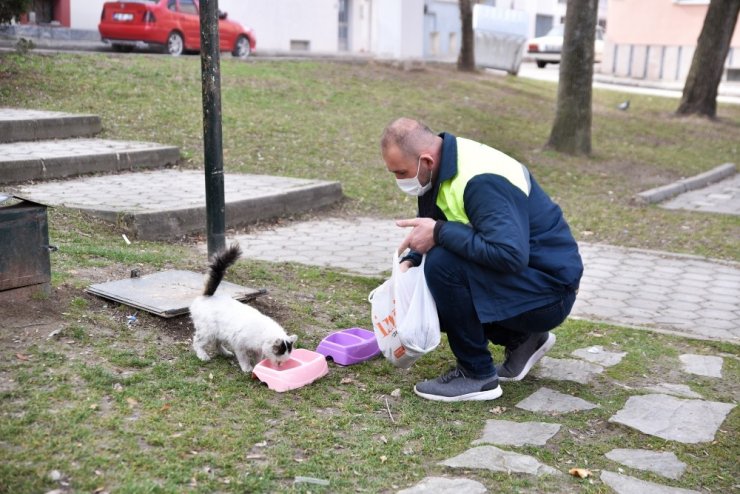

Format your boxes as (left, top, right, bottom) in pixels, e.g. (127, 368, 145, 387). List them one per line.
(126, 397, 138, 407)
(379, 435, 388, 444)
(160, 403, 171, 412)
(380, 455, 387, 463)
(340, 377, 353, 384)
(569, 467, 592, 479)
(390, 388, 401, 398)
(15, 353, 29, 361)
(489, 406, 507, 415)
(89, 403, 98, 410)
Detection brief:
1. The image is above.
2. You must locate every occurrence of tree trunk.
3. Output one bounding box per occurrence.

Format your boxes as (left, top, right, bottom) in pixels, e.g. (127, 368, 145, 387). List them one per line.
(546, 0, 598, 155)
(676, 0, 740, 119)
(458, 0, 476, 72)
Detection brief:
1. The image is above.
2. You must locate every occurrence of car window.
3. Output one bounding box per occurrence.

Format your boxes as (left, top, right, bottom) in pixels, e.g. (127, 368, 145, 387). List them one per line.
(179, 0, 198, 15)
(168, 0, 176, 11)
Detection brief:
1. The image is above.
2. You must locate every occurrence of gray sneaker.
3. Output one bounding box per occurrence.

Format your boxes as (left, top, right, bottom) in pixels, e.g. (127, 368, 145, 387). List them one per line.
(413, 367, 502, 402)
(496, 332, 556, 382)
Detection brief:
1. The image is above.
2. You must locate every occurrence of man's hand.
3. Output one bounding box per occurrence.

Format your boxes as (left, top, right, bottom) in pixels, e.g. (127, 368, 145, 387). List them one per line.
(399, 260, 414, 273)
(397, 218, 436, 255)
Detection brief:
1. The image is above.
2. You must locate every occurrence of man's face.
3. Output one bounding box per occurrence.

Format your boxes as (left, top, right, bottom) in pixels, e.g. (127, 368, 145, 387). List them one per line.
(383, 145, 418, 180)
(384, 145, 435, 185)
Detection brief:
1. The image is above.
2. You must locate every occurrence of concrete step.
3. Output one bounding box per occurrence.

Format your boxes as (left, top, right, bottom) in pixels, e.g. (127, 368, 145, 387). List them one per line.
(0, 138, 180, 184)
(0, 108, 102, 143)
(13, 169, 344, 240)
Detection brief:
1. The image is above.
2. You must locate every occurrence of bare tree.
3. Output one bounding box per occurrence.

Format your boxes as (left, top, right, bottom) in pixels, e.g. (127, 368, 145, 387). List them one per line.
(458, 0, 476, 71)
(676, 0, 740, 118)
(546, 0, 599, 155)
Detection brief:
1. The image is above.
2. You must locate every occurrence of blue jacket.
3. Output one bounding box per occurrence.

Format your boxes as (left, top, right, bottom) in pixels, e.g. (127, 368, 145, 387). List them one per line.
(412, 133, 583, 322)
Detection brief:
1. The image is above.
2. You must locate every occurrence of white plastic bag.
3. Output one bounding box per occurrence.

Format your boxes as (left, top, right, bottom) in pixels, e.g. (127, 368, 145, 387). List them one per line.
(368, 252, 441, 368)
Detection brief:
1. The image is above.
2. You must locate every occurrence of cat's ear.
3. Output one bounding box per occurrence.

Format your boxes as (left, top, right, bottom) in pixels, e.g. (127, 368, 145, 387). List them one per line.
(289, 334, 298, 343)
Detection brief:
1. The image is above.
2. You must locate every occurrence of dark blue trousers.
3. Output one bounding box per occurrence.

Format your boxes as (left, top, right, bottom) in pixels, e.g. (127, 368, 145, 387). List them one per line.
(424, 247, 576, 379)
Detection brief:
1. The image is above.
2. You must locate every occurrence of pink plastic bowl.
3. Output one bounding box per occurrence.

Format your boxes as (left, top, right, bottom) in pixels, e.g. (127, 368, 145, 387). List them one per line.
(252, 348, 329, 392)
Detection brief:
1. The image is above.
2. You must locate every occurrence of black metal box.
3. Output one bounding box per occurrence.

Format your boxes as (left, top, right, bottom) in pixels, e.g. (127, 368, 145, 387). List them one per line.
(0, 195, 51, 298)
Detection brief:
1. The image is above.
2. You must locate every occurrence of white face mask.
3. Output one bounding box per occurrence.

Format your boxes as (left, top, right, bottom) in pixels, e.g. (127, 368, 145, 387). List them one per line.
(396, 156, 433, 196)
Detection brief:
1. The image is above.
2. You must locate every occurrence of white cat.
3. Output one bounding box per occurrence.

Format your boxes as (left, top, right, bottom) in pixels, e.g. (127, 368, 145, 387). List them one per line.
(190, 243, 297, 373)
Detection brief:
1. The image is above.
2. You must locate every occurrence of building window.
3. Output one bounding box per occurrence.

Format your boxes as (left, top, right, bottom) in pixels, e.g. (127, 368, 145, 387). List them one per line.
(430, 32, 439, 56)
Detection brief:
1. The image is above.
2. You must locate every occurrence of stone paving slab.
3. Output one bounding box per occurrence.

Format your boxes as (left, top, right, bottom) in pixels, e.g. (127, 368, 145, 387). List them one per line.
(13, 170, 343, 241)
(660, 172, 740, 215)
(396, 477, 487, 494)
(200, 218, 740, 344)
(532, 356, 604, 383)
(608, 394, 735, 443)
(604, 449, 686, 480)
(571, 345, 626, 367)
(679, 354, 724, 378)
(640, 383, 702, 400)
(471, 419, 560, 446)
(0, 138, 180, 183)
(439, 445, 560, 476)
(0, 108, 101, 143)
(600, 471, 700, 494)
(515, 387, 598, 414)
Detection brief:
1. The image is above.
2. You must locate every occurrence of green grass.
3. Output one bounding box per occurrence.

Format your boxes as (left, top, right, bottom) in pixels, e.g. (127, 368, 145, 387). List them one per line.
(1, 51, 739, 259)
(0, 51, 738, 493)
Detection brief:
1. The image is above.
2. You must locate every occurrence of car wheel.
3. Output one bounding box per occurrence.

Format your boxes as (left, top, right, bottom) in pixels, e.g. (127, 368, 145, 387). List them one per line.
(536, 60, 547, 68)
(232, 35, 251, 59)
(166, 31, 184, 56)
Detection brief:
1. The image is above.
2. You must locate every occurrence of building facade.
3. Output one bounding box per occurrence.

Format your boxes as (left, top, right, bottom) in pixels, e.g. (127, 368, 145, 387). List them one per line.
(603, 0, 740, 82)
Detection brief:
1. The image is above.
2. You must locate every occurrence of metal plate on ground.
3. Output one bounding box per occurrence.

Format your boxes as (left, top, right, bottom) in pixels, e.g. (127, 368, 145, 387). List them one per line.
(86, 270, 264, 318)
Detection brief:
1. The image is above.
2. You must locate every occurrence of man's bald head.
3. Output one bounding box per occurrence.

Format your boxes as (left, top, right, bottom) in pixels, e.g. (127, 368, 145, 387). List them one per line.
(380, 117, 438, 160)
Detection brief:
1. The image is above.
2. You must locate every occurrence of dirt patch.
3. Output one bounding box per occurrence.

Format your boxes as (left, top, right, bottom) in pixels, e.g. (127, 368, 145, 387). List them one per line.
(1, 286, 74, 352)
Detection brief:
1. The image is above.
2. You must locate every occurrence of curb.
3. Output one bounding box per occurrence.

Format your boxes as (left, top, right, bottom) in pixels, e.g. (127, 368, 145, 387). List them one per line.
(634, 162, 737, 204)
(0, 145, 181, 184)
(98, 181, 344, 241)
(0, 114, 101, 143)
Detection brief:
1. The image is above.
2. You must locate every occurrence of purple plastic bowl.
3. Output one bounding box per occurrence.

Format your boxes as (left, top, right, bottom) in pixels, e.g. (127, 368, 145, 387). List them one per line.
(316, 327, 381, 366)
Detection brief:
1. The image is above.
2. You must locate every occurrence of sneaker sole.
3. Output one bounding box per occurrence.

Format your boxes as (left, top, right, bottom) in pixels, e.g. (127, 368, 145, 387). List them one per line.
(498, 332, 556, 382)
(413, 384, 503, 402)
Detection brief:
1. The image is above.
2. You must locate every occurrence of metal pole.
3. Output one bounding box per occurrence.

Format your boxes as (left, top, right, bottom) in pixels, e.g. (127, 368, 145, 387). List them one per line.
(200, 0, 225, 257)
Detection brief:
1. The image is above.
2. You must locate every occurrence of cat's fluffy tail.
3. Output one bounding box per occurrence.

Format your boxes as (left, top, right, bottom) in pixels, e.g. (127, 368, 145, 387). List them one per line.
(203, 243, 242, 296)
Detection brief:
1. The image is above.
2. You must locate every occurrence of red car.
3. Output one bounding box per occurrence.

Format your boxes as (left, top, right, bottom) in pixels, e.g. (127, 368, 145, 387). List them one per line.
(98, 0, 256, 58)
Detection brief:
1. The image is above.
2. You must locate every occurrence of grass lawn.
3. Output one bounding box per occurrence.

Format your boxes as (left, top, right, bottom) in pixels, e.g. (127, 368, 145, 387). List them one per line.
(0, 51, 738, 493)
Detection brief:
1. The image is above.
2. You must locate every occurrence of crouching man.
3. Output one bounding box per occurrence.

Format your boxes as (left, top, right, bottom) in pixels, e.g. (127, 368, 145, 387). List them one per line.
(381, 117, 583, 402)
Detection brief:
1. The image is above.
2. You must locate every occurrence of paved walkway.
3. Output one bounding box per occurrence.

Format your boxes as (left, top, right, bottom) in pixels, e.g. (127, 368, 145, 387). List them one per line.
(661, 173, 740, 215)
